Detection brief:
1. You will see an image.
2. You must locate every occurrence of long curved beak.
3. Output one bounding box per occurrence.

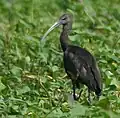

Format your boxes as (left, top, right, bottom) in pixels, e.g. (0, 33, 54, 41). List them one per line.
(41, 21, 61, 40)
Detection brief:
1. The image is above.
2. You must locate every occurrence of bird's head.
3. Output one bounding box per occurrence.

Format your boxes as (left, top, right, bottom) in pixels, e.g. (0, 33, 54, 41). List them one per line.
(59, 14, 72, 25)
(41, 14, 72, 40)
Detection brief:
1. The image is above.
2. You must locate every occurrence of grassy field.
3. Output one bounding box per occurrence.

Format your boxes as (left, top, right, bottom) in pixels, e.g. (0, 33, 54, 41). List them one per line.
(0, 0, 120, 117)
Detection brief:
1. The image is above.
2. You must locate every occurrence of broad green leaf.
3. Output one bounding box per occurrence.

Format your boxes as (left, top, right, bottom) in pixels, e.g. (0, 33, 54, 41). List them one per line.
(70, 103, 88, 117)
(25, 56, 30, 64)
(110, 78, 119, 88)
(0, 77, 6, 92)
(10, 66, 22, 76)
(16, 85, 30, 95)
(10, 66, 22, 82)
(51, 65, 59, 72)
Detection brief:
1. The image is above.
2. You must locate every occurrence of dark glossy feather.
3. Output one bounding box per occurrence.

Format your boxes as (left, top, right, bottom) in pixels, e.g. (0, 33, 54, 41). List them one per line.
(63, 45, 102, 96)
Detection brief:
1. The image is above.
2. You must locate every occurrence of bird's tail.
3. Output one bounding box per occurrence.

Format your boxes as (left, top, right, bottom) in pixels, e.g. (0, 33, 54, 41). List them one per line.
(95, 87, 102, 97)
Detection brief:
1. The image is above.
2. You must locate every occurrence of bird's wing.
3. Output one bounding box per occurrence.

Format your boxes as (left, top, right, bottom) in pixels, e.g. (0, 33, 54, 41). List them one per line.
(90, 57, 102, 90)
(67, 51, 101, 90)
(66, 51, 90, 78)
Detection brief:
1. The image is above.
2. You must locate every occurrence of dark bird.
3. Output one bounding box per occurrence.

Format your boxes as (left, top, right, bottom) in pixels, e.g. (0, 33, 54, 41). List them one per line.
(42, 14, 102, 103)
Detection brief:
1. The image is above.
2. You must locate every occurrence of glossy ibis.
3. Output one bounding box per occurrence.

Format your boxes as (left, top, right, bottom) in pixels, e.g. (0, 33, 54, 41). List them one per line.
(42, 14, 102, 103)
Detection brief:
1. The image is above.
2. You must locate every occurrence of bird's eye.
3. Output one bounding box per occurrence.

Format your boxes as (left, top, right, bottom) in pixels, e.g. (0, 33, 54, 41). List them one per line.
(62, 17, 66, 20)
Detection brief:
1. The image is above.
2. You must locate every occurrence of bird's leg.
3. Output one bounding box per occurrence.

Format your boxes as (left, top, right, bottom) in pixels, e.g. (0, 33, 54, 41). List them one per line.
(88, 88, 91, 104)
(97, 95, 100, 100)
(67, 71, 77, 100)
(76, 70, 83, 100)
(78, 89, 83, 99)
(73, 70, 82, 100)
(72, 81, 77, 100)
(76, 81, 83, 99)
(68, 70, 80, 100)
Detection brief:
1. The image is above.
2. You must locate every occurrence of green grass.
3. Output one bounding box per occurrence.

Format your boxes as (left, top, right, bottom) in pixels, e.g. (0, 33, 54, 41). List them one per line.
(0, 0, 120, 117)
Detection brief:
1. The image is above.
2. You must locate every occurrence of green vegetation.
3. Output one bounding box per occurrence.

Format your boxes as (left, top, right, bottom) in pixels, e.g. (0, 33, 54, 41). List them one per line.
(0, 0, 120, 117)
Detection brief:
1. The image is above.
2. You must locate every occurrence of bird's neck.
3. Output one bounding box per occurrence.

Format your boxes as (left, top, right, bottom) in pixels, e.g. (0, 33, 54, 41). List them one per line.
(60, 25, 69, 52)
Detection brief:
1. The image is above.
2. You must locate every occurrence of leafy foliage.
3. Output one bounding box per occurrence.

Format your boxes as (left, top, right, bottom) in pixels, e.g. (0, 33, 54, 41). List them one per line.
(0, 0, 120, 117)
